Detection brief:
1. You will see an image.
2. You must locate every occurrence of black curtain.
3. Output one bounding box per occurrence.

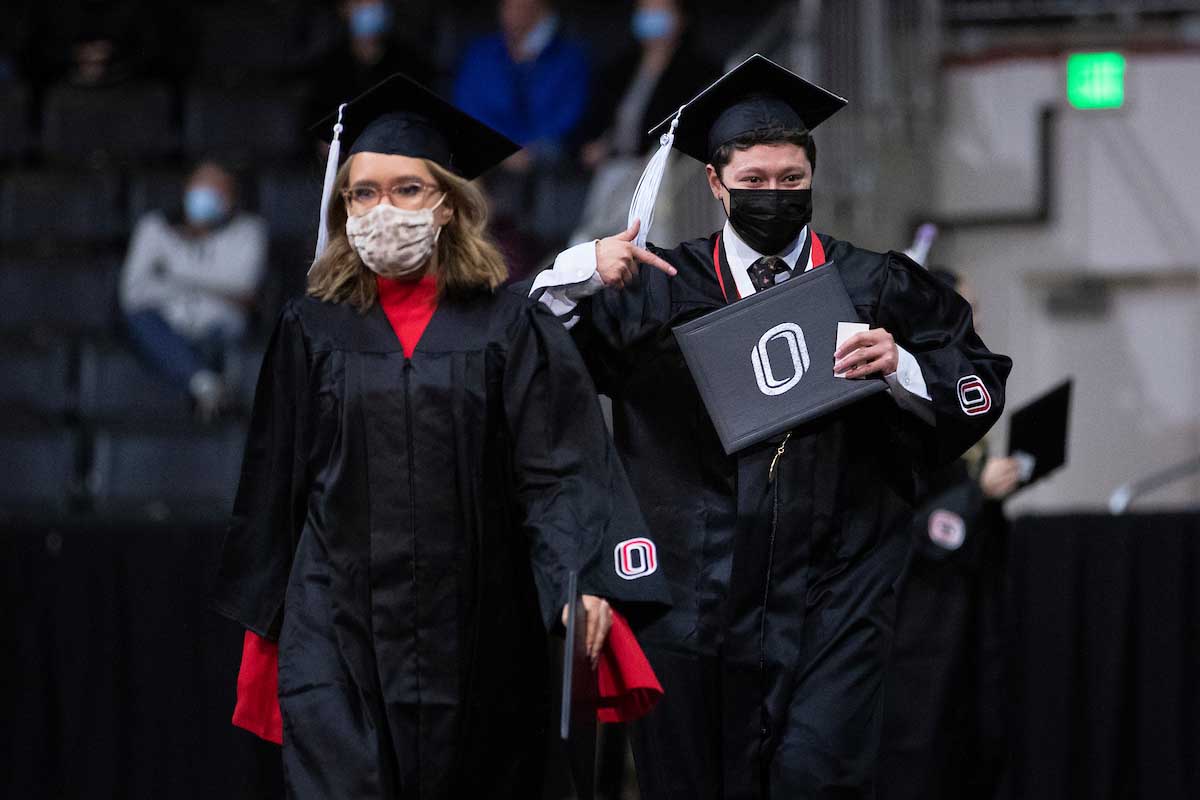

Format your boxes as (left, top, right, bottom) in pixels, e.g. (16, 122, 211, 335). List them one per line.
(2, 521, 283, 799)
(4, 513, 1199, 799)
(1005, 512, 1200, 800)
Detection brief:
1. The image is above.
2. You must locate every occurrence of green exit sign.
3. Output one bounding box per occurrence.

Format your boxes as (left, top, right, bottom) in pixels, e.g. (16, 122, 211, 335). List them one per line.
(1067, 52, 1126, 109)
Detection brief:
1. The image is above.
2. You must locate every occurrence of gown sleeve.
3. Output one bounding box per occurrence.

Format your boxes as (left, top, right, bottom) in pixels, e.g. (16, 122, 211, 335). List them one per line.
(503, 300, 672, 629)
(211, 303, 312, 639)
(874, 252, 1013, 465)
(563, 249, 676, 397)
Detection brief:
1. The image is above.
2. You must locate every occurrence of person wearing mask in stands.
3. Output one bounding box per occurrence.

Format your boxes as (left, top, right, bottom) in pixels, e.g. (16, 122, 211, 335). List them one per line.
(581, 0, 718, 172)
(879, 267, 1020, 800)
(307, 0, 436, 126)
(120, 161, 267, 420)
(571, 0, 720, 245)
(454, 0, 590, 174)
(453, 0, 592, 272)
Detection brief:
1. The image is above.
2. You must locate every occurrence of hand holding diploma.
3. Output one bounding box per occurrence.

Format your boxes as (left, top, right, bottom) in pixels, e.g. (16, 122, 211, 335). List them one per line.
(562, 594, 613, 668)
(834, 327, 899, 379)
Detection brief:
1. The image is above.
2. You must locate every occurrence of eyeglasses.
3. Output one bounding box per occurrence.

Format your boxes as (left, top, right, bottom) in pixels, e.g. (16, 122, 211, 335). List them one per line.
(342, 180, 442, 210)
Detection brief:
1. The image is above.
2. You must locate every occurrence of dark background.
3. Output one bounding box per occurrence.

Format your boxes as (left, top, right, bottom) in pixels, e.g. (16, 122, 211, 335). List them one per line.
(6, 514, 1198, 798)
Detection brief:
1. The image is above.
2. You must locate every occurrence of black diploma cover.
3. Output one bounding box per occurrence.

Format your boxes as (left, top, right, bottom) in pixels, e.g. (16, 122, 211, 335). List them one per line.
(673, 264, 887, 454)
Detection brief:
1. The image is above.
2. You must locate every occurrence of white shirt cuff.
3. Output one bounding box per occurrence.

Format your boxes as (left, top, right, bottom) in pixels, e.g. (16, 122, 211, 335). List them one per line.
(530, 240, 603, 322)
(885, 345, 934, 423)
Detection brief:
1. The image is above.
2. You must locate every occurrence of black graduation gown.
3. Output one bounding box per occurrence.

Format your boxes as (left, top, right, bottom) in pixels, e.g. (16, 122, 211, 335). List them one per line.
(211, 287, 670, 799)
(549, 232, 1012, 799)
(879, 454, 1010, 800)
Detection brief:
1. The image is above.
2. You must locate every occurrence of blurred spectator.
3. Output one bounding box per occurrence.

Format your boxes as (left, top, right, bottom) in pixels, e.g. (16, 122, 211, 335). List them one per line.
(119, 162, 267, 421)
(581, 0, 719, 170)
(453, 0, 591, 170)
(308, 0, 436, 123)
(453, 0, 592, 277)
(25, 0, 183, 89)
(569, 0, 720, 245)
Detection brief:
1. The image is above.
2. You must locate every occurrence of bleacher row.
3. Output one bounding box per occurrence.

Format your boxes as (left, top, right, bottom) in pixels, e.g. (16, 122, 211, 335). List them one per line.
(0, 265, 266, 520)
(0, 81, 314, 166)
(0, 79, 326, 522)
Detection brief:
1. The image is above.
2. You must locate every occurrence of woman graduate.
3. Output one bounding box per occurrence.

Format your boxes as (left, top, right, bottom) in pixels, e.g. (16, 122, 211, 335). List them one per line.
(211, 74, 669, 798)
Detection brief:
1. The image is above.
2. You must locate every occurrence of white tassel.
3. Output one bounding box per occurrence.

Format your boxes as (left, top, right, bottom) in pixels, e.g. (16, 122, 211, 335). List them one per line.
(627, 105, 684, 249)
(903, 222, 939, 267)
(310, 103, 347, 273)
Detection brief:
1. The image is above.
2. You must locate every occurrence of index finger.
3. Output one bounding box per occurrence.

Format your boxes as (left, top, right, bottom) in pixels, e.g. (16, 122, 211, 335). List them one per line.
(631, 246, 677, 276)
(835, 330, 877, 358)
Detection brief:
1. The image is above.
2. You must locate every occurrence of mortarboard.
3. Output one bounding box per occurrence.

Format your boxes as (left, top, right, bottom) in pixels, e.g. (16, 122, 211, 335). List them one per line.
(310, 73, 520, 261)
(626, 54, 847, 248)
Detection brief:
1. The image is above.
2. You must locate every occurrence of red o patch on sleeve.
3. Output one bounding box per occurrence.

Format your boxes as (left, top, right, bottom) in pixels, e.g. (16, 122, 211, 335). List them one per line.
(956, 375, 992, 416)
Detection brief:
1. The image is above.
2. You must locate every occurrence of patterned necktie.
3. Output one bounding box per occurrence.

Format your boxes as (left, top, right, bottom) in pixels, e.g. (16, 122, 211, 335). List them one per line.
(747, 256, 790, 292)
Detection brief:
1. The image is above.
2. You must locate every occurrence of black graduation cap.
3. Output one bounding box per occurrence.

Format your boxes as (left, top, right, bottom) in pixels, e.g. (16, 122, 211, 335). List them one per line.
(313, 72, 520, 180)
(310, 73, 520, 260)
(625, 54, 846, 249)
(1007, 379, 1073, 490)
(647, 53, 848, 164)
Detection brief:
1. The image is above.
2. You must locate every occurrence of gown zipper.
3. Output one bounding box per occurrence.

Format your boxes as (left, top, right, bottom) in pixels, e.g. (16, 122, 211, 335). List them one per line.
(403, 357, 423, 788)
(759, 431, 791, 745)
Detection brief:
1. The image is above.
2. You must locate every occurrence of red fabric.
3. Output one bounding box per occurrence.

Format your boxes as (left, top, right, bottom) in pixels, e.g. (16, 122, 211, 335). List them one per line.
(595, 609, 664, 723)
(375, 273, 439, 357)
(712, 235, 729, 302)
(233, 612, 662, 738)
(711, 231, 826, 303)
(811, 231, 826, 267)
(232, 631, 283, 745)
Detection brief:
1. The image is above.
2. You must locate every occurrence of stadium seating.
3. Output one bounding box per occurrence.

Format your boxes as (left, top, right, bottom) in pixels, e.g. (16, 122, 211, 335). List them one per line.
(127, 168, 188, 226)
(78, 339, 194, 423)
(193, 3, 311, 83)
(182, 86, 308, 162)
(87, 424, 247, 517)
(41, 83, 176, 164)
(0, 82, 30, 161)
(0, 334, 74, 419)
(0, 427, 79, 515)
(0, 257, 118, 333)
(0, 171, 125, 246)
(256, 167, 323, 240)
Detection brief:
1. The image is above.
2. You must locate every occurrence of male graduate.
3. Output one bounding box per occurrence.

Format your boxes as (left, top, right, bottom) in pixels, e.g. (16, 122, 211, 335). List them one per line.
(528, 55, 1012, 799)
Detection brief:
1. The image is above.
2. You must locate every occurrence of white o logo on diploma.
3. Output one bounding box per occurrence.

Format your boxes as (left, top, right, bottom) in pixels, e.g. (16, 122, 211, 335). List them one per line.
(614, 538, 658, 580)
(752, 323, 810, 397)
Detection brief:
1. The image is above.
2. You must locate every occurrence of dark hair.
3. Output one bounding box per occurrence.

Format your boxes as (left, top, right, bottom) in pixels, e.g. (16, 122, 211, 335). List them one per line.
(710, 126, 817, 177)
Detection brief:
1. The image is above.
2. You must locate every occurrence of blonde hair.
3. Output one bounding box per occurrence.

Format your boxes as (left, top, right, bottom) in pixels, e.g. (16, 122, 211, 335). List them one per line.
(307, 156, 509, 310)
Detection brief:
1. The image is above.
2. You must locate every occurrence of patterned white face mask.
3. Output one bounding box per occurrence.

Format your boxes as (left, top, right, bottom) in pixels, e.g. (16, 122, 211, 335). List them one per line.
(345, 194, 445, 279)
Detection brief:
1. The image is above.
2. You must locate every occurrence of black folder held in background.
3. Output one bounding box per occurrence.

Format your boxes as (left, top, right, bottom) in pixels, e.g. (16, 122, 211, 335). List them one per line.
(1007, 378, 1073, 491)
(673, 264, 887, 454)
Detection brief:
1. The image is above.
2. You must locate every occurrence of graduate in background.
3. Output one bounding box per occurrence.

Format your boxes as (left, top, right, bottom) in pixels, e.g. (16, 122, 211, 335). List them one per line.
(529, 55, 1011, 798)
(212, 74, 669, 799)
(879, 267, 1021, 800)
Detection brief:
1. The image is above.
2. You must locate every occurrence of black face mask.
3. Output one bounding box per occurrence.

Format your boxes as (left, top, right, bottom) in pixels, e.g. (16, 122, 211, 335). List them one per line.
(723, 186, 813, 256)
